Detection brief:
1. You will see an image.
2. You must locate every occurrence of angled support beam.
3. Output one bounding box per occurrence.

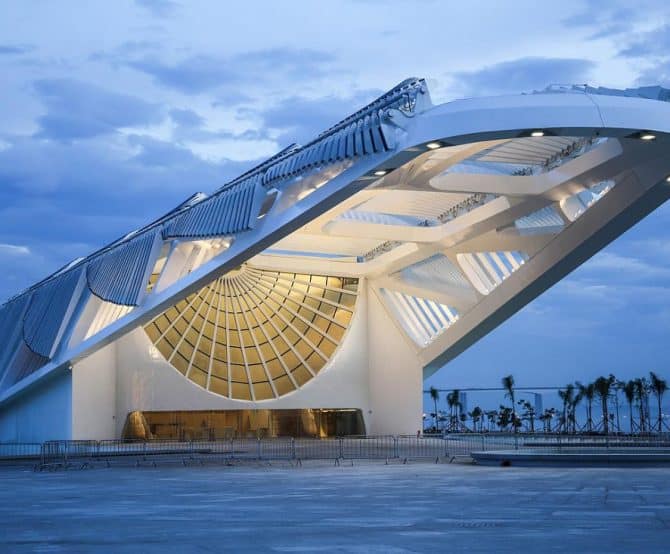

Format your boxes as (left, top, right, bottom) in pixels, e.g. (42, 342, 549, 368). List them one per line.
(375, 276, 478, 312)
(421, 157, 670, 375)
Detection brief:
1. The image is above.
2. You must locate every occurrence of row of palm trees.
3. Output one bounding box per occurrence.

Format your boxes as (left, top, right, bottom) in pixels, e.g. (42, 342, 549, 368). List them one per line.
(554, 373, 668, 434)
(428, 372, 669, 435)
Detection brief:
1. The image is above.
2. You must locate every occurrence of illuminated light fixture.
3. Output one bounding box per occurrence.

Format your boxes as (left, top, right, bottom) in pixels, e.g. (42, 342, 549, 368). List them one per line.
(373, 170, 388, 176)
(640, 132, 656, 141)
(666, 175, 670, 183)
(530, 130, 545, 137)
(297, 187, 315, 201)
(426, 141, 442, 150)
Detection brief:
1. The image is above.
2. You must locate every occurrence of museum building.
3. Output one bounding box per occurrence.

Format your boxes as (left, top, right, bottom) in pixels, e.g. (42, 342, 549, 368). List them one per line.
(1, 79, 669, 442)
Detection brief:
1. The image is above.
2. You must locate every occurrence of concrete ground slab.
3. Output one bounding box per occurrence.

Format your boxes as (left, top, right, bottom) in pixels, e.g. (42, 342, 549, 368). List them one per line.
(1, 462, 669, 553)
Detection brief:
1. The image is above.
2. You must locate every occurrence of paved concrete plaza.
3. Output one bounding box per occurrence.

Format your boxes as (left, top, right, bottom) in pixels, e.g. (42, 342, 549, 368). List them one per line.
(1, 462, 669, 552)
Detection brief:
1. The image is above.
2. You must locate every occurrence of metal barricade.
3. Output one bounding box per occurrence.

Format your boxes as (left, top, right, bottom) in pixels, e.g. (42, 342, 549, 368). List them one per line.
(24, 432, 670, 470)
(340, 436, 395, 460)
(258, 438, 294, 460)
(293, 438, 340, 460)
(396, 436, 447, 459)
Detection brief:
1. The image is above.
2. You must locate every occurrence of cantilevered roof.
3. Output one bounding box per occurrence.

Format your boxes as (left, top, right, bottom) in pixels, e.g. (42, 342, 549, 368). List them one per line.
(1, 78, 670, 401)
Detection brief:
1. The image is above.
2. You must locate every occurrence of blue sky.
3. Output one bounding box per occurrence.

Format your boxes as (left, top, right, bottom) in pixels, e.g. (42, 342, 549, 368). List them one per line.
(1, 0, 670, 389)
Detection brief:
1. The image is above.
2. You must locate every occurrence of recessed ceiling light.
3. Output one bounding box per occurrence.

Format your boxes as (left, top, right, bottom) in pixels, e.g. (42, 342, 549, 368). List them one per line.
(666, 175, 670, 183)
(530, 130, 545, 137)
(640, 132, 656, 141)
(373, 170, 387, 176)
(426, 142, 442, 150)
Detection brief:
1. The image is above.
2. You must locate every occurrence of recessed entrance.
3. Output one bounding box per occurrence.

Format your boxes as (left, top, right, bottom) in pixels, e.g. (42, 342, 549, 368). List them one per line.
(122, 409, 365, 440)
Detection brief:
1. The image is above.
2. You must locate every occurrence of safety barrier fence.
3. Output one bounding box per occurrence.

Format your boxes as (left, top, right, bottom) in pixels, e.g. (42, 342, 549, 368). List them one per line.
(3, 433, 670, 469)
(35, 436, 454, 468)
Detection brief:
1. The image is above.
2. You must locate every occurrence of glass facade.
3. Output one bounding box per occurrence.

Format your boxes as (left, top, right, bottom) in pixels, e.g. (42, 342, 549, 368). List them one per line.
(144, 266, 358, 400)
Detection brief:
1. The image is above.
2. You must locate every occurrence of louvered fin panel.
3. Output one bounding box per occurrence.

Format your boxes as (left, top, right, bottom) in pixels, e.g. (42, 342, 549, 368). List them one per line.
(396, 254, 471, 290)
(380, 289, 458, 347)
(262, 110, 395, 186)
(0, 293, 32, 377)
(338, 210, 423, 226)
(23, 268, 84, 358)
(261, 79, 427, 187)
(163, 178, 262, 239)
(514, 205, 565, 233)
(84, 302, 133, 340)
(457, 251, 529, 295)
(560, 180, 616, 221)
(87, 230, 161, 306)
(474, 137, 582, 165)
(3, 342, 49, 388)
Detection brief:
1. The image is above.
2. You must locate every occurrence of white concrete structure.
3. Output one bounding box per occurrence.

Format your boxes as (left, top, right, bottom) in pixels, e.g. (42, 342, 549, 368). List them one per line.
(1, 79, 670, 442)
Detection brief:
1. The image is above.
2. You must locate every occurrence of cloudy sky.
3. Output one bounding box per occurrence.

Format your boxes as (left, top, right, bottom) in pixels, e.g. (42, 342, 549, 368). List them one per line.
(1, 0, 670, 388)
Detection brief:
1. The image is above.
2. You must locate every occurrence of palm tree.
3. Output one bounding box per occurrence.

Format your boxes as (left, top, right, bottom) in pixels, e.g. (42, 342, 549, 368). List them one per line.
(502, 375, 515, 432)
(542, 408, 556, 433)
(570, 388, 583, 433)
(577, 381, 595, 433)
(470, 406, 483, 432)
(497, 406, 512, 431)
(446, 390, 461, 431)
(485, 410, 498, 432)
(594, 376, 613, 435)
(429, 387, 440, 432)
(634, 378, 648, 433)
(623, 380, 636, 434)
(610, 374, 621, 434)
(649, 372, 667, 434)
(558, 384, 574, 434)
(518, 399, 536, 433)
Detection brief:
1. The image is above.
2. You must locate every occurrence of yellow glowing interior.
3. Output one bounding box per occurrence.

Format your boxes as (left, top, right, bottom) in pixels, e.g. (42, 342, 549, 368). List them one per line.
(144, 266, 358, 400)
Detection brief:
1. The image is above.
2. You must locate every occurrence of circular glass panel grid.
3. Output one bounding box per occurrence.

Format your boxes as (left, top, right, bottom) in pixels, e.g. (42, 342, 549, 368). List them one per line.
(144, 266, 358, 400)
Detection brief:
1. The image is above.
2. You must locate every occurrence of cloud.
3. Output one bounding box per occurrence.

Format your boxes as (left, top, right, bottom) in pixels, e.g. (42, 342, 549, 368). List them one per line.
(450, 57, 596, 96)
(577, 251, 670, 281)
(625, 236, 670, 262)
(0, 132, 259, 301)
(0, 44, 33, 55)
(615, 24, 670, 87)
(128, 48, 337, 94)
(166, 107, 276, 157)
(636, 64, 670, 88)
(259, 90, 382, 144)
(165, 90, 382, 151)
(90, 40, 161, 65)
(618, 24, 670, 58)
(0, 243, 30, 256)
(560, 1, 639, 39)
(33, 79, 164, 140)
(135, 0, 178, 17)
(169, 108, 204, 128)
(127, 134, 209, 167)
